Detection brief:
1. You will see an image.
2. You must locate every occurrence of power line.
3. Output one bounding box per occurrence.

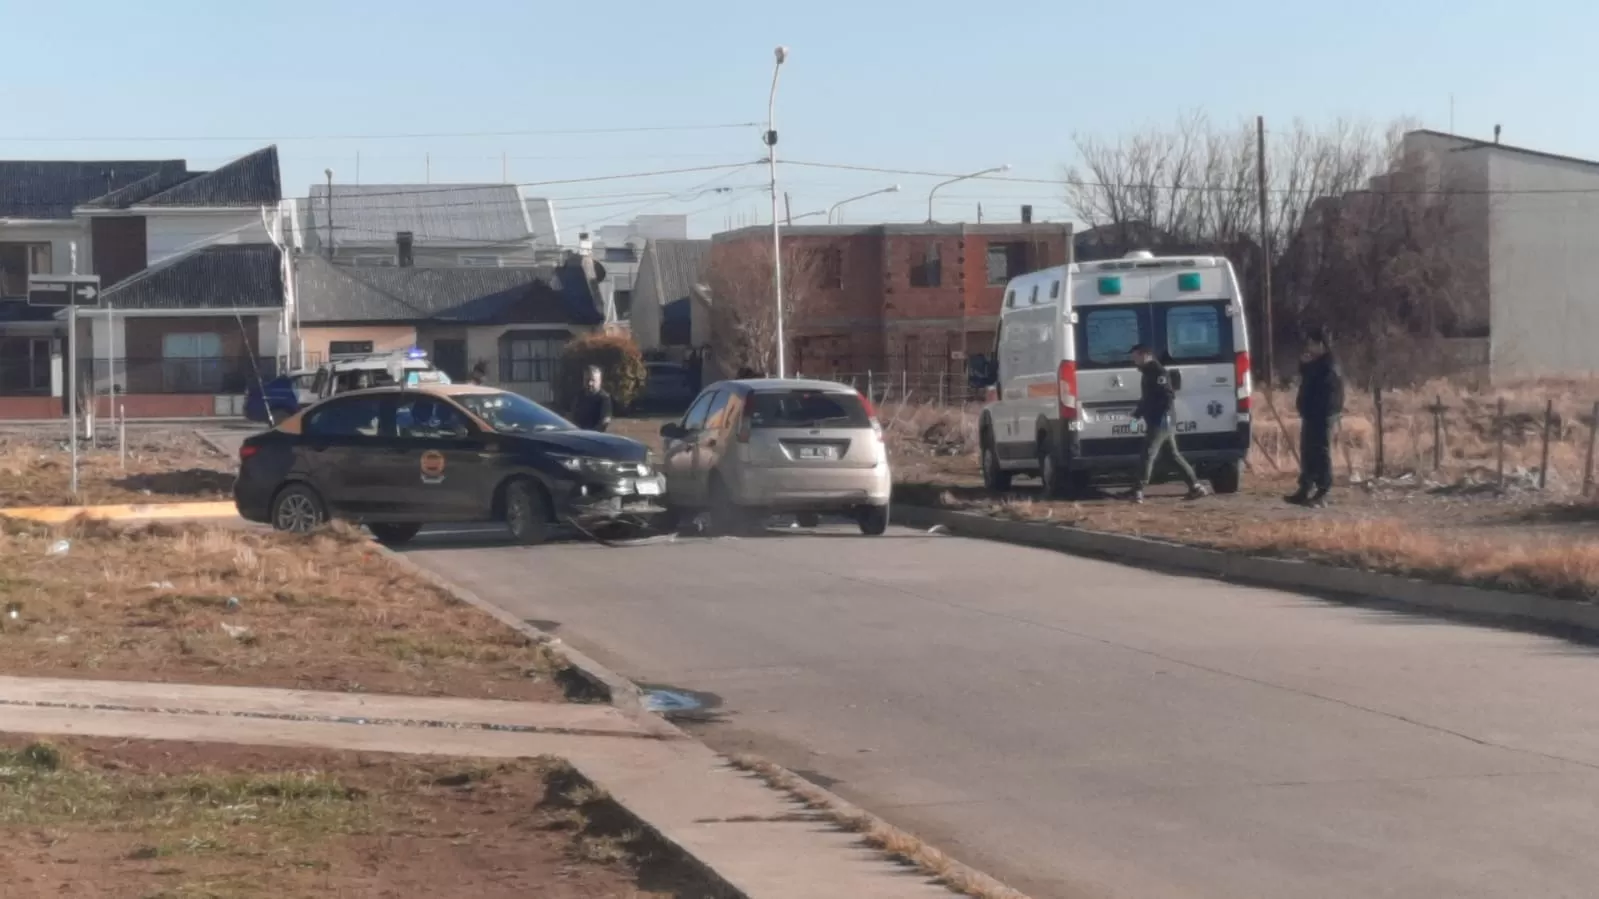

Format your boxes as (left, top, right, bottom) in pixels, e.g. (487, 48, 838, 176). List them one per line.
(1, 122, 763, 143)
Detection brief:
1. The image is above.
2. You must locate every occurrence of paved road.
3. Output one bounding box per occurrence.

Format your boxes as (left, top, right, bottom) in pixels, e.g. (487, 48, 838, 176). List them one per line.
(401, 523, 1599, 899)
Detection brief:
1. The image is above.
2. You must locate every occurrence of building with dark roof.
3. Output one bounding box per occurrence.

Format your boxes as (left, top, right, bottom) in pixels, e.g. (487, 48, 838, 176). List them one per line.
(631, 238, 710, 351)
(300, 182, 543, 269)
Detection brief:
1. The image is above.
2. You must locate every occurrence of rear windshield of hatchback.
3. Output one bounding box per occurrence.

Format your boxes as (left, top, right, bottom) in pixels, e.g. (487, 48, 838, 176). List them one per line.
(747, 390, 870, 429)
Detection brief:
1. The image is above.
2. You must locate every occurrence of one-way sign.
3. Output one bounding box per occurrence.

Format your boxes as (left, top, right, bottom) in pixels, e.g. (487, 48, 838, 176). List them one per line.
(28, 274, 102, 307)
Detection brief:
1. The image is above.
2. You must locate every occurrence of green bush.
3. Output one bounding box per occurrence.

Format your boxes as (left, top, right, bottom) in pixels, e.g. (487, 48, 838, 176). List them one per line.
(557, 332, 648, 412)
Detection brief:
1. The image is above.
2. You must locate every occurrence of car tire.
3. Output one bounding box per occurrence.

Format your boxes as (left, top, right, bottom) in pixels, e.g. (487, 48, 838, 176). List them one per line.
(981, 438, 1012, 493)
(857, 504, 890, 536)
(707, 478, 752, 536)
(795, 512, 821, 528)
(505, 479, 551, 546)
(369, 522, 422, 546)
(1038, 439, 1066, 499)
(270, 483, 326, 535)
(1211, 461, 1243, 495)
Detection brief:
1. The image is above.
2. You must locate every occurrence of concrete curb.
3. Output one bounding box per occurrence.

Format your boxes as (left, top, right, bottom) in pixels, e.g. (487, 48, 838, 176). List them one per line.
(0, 501, 239, 523)
(894, 504, 1599, 637)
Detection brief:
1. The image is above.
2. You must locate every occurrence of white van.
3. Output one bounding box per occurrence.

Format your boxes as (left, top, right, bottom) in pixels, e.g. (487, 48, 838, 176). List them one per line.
(969, 251, 1252, 497)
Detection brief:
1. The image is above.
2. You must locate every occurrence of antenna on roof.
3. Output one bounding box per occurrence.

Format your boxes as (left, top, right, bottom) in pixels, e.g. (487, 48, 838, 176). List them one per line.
(1493, 124, 1502, 144)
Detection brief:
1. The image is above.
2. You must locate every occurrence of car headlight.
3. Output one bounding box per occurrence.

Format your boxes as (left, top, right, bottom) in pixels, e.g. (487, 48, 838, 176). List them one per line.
(551, 454, 618, 475)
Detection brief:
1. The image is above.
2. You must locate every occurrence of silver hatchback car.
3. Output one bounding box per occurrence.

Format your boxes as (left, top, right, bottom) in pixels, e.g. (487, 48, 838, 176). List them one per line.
(659, 378, 892, 535)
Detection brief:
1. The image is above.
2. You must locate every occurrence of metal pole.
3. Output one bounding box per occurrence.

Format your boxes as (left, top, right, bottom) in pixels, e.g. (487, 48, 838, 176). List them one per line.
(1432, 394, 1444, 470)
(1496, 397, 1506, 490)
(766, 47, 789, 379)
(1539, 398, 1554, 490)
(1373, 385, 1385, 479)
(68, 243, 79, 498)
(1584, 400, 1598, 497)
(1256, 116, 1274, 387)
(119, 402, 126, 472)
(927, 167, 1009, 224)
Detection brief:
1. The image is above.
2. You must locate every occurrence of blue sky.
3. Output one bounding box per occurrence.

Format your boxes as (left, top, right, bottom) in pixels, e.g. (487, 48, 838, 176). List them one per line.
(7, 0, 1594, 238)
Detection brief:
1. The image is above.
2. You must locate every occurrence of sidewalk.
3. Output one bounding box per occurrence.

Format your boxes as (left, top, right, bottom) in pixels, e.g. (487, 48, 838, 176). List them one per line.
(0, 675, 958, 899)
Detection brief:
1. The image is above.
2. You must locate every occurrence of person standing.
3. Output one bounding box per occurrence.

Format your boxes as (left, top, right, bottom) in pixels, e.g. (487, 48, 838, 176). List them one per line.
(572, 365, 614, 432)
(1125, 344, 1208, 504)
(1287, 328, 1345, 508)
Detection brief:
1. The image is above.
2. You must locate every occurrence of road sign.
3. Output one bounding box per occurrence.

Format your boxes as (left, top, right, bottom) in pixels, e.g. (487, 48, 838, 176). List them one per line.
(28, 274, 101, 308)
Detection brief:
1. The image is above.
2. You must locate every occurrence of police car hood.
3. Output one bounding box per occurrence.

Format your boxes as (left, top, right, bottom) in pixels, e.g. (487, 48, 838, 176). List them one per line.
(508, 430, 648, 461)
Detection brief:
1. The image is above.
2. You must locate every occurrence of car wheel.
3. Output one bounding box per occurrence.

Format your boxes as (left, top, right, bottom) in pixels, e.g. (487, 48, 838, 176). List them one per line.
(505, 479, 551, 545)
(795, 512, 821, 528)
(707, 478, 751, 536)
(981, 439, 1012, 492)
(271, 484, 326, 535)
(1038, 440, 1065, 499)
(1211, 461, 1243, 495)
(856, 504, 890, 536)
(369, 522, 422, 546)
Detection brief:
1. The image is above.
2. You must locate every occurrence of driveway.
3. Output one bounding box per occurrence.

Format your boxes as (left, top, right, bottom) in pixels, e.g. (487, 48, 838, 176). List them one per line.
(400, 523, 1599, 899)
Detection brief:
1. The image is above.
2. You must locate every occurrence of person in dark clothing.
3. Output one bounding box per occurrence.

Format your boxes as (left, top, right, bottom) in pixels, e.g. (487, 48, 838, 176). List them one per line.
(1288, 328, 1345, 507)
(468, 362, 488, 386)
(571, 365, 614, 432)
(1125, 344, 1208, 504)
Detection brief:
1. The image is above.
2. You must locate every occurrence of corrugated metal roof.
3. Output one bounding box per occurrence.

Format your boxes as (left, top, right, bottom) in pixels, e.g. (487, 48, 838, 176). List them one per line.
(635, 238, 710, 310)
(99, 244, 284, 310)
(137, 146, 281, 207)
(0, 159, 181, 219)
(295, 256, 601, 327)
(307, 183, 530, 245)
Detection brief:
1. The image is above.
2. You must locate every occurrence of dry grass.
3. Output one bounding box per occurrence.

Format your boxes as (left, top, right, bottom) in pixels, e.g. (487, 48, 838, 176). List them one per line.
(0, 737, 722, 899)
(0, 429, 234, 508)
(726, 754, 1032, 899)
(0, 518, 571, 701)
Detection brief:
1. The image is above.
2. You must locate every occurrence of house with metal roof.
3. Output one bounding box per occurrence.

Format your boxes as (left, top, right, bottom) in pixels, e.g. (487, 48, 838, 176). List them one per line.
(630, 238, 710, 352)
(299, 183, 549, 269)
(293, 253, 604, 404)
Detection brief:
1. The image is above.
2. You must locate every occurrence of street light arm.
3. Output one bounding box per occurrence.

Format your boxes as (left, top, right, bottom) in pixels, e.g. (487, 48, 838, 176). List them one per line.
(827, 184, 901, 225)
(926, 166, 1009, 223)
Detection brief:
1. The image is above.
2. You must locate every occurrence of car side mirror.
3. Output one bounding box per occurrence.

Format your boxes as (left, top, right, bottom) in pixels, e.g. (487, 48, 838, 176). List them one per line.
(660, 422, 686, 440)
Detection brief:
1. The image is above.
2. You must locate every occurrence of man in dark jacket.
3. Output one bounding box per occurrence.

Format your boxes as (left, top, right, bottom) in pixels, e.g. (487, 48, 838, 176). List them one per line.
(571, 365, 614, 432)
(1126, 344, 1208, 504)
(1288, 328, 1345, 507)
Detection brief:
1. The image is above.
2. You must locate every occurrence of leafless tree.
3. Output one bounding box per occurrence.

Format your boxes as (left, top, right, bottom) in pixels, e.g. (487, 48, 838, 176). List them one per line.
(703, 240, 826, 377)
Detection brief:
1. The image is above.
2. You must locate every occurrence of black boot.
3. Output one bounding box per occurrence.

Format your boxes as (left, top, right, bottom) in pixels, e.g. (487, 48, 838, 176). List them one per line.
(1307, 487, 1330, 509)
(1284, 488, 1311, 506)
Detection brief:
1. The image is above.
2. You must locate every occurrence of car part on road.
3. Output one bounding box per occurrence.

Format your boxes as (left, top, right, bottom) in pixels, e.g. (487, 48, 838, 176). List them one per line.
(271, 484, 326, 534)
(368, 522, 422, 546)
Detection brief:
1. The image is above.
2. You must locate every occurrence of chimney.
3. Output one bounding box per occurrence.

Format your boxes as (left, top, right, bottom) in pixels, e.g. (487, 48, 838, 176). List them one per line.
(1493, 124, 1502, 144)
(1021, 204, 1034, 224)
(578, 231, 593, 257)
(396, 231, 414, 267)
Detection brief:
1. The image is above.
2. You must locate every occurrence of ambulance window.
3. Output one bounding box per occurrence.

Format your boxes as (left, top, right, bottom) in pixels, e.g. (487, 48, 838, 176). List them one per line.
(1162, 303, 1230, 363)
(1050, 280, 1061, 299)
(1005, 290, 1016, 309)
(1029, 285, 1039, 305)
(1078, 307, 1147, 368)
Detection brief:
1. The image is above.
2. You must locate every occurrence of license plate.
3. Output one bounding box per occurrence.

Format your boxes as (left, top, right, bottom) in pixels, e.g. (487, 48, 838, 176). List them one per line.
(797, 446, 836, 460)
(1094, 408, 1134, 423)
(635, 477, 663, 496)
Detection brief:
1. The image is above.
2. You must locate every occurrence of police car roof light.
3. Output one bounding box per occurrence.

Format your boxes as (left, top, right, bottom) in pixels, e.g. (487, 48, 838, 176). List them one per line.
(406, 347, 427, 359)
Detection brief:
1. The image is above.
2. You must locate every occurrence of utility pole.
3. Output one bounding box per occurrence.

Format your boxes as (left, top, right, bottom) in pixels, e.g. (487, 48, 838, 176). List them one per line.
(324, 169, 335, 259)
(784, 192, 793, 227)
(1256, 116, 1273, 387)
(767, 45, 789, 378)
(68, 243, 79, 498)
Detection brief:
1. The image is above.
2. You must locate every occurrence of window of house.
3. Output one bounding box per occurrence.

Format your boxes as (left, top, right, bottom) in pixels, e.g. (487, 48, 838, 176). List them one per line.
(986, 242, 1027, 285)
(821, 248, 843, 289)
(500, 332, 565, 383)
(161, 333, 224, 393)
(0, 242, 53, 298)
(615, 289, 634, 321)
(304, 395, 384, 438)
(328, 340, 374, 357)
(910, 242, 942, 288)
(459, 255, 503, 267)
(352, 255, 396, 267)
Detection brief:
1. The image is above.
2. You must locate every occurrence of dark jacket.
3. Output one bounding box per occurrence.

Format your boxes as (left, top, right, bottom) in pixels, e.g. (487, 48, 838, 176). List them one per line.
(1133, 359, 1177, 426)
(572, 389, 613, 432)
(1296, 354, 1345, 422)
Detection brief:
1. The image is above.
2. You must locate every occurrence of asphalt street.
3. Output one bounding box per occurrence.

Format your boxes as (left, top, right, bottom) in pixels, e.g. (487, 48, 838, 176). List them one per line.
(402, 522, 1599, 899)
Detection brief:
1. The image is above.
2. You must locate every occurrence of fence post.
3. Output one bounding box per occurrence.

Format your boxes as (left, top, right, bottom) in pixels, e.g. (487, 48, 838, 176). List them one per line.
(867, 370, 874, 405)
(1430, 394, 1445, 470)
(1584, 400, 1599, 497)
(1373, 385, 1385, 479)
(1539, 398, 1554, 490)
(1495, 397, 1506, 491)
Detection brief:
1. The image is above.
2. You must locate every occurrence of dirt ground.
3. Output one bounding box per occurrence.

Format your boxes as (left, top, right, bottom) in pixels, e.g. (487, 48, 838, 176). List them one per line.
(0, 736, 724, 899)
(0, 429, 235, 508)
(0, 519, 571, 702)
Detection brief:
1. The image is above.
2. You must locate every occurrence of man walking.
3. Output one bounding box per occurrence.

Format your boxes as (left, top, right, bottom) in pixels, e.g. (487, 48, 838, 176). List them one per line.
(1125, 344, 1208, 504)
(1287, 328, 1345, 508)
(572, 365, 614, 432)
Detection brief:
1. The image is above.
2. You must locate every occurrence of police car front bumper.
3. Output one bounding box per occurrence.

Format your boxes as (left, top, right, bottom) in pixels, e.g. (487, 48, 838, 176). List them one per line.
(560, 473, 668, 522)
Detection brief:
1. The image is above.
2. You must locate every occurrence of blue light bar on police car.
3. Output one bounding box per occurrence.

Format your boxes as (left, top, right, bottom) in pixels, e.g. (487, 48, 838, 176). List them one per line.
(406, 347, 427, 359)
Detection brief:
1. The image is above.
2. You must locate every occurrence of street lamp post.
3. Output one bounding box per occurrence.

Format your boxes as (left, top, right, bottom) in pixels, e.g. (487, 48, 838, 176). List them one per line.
(766, 45, 789, 378)
(926, 165, 1011, 223)
(828, 184, 901, 224)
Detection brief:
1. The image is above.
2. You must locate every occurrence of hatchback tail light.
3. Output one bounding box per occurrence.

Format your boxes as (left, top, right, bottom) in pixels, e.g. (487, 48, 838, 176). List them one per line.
(1057, 361, 1079, 421)
(859, 391, 884, 441)
(1234, 351, 1253, 413)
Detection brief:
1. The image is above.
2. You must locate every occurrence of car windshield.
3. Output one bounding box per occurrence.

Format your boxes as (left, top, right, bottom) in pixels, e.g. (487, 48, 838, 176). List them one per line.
(747, 390, 870, 429)
(456, 392, 574, 434)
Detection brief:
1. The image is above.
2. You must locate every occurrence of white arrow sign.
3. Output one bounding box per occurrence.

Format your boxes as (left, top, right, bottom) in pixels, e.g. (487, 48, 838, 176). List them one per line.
(76, 286, 97, 301)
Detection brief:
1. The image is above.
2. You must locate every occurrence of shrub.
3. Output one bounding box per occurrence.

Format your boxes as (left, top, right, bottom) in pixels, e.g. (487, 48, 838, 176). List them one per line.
(557, 332, 648, 412)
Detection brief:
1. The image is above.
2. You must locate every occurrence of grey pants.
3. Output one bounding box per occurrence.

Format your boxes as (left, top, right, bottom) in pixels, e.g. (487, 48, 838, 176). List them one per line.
(1137, 418, 1199, 490)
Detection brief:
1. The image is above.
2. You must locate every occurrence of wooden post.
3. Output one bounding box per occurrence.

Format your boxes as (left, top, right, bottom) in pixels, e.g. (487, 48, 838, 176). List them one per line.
(1430, 394, 1445, 470)
(1539, 398, 1554, 490)
(1495, 397, 1506, 490)
(1584, 400, 1599, 497)
(1373, 385, 1385, 479)
(1256, 116, 1273, 387)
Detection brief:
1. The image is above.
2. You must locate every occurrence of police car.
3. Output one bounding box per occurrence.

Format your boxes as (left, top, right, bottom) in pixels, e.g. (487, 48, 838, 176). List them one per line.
(233, 384, 664, 545)
(244, 348, 450, 424)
